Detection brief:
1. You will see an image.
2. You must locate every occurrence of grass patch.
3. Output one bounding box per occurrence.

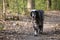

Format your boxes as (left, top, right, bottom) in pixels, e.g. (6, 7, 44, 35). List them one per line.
(0, 23, 4, 30)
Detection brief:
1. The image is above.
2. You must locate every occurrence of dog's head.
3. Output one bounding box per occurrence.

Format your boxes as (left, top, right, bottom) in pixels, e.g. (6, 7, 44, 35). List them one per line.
(30, 10, 37, 19)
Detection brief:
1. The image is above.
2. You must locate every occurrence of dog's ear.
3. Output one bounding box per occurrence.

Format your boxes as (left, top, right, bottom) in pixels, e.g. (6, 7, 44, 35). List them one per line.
(30, 11, 36, 18)
(30, 12, 32, 17)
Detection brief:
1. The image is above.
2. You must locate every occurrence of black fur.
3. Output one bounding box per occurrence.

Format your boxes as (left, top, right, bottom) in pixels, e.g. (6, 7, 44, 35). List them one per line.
(30, 10, 44, 35)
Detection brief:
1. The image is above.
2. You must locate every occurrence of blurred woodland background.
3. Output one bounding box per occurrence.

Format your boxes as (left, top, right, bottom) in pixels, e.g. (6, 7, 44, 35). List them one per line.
(0, 0, 60, 31)
(0, 0, 60, 40)
(0, 0, 60, 15)
(0, 0, 60, 19)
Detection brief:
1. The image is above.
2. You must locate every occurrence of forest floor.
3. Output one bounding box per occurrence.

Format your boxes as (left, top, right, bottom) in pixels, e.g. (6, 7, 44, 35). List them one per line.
(0, 11, 60, 40)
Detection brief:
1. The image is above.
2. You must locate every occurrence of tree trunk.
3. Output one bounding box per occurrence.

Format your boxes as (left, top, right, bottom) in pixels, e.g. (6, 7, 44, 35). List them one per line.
(3, 0, 6, 20)
(3, 0, 5, 14)
(55, 0, 57, 10)
(27, 0, 35, 11)
(49, 0, 51, 9)
(47, 0, 51, 10)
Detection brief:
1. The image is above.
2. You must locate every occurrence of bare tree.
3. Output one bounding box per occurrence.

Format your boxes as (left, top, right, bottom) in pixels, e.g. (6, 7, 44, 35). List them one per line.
(47, 0, 51, 10)
(3, 0, 5, 14)
(27, 0, 35, 11)
(2, 0, 6, 19)
(55, 0, 57, 10)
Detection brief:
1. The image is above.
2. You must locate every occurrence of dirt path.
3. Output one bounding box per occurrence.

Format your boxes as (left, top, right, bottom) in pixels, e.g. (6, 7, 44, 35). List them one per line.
(0, 30, 60, 40)
(0, 13, 60, 40)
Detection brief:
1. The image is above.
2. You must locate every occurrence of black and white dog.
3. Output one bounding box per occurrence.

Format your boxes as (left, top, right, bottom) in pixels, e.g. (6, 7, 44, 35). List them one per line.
(30, 10, 44, 36)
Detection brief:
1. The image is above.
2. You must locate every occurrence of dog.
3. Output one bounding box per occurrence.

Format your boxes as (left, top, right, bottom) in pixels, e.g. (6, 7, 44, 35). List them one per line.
(30, 10, 44, 36)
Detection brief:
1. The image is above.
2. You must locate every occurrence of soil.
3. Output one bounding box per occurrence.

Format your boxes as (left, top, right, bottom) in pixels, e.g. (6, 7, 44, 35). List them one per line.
(0, 12, 60, 40)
